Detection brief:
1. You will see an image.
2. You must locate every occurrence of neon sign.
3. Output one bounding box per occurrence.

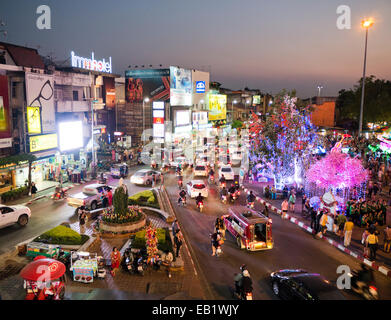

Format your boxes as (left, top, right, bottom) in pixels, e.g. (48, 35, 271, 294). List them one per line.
(71, 51, 112, 73)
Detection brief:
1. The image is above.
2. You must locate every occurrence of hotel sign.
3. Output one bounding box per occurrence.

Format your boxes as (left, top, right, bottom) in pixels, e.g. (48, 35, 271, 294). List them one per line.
(71, 51, 112, 73)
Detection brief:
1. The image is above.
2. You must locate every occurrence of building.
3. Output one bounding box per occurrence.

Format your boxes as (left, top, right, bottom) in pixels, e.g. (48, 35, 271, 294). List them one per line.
(304, 96, 337, 128)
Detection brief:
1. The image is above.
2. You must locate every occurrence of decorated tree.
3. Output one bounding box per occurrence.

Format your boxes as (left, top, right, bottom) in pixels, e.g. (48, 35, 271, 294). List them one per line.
(145, 225, 159, 265)
(113, 184, 128, 217)
(249, 92, 319, 189)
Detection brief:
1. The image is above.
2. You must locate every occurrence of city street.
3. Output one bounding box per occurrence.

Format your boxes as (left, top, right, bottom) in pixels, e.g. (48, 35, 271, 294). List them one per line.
(164, 169, 391, 300)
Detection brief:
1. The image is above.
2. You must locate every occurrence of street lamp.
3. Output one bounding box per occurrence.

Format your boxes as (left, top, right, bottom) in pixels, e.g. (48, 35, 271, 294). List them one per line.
(232, 100, 237, 122)
(317, 85, 323, 97)
(246, 99, 251, 119)
(142, 97, 150, 143)
(358, 18, 374, 136)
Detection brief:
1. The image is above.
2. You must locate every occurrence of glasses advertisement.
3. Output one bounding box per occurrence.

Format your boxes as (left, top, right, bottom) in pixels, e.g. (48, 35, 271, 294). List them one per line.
(27, 106, 42, 134)
(125, 69, 170, 103)
(29, 133, 58, 153)
(0, 75, 11, 139)
(208, 94, 227, 121)
(58, 121, 83, 151)
(25, 72, 56, 133)
(170, 67, 192, 106)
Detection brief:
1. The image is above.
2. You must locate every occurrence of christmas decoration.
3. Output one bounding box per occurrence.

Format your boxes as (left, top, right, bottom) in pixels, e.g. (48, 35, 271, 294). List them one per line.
(145, 225, 159, 265)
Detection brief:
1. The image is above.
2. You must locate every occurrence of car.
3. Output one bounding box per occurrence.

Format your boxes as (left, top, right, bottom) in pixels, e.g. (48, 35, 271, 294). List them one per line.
(186, 180, 208, 198)
(219, 165, 234, 180)
(270, 269, 346, 300)
(193, 164, 208, 177)
(67, 184, 114, 210)
(130, 169, 161, 186)
(0, 204, 31, 229)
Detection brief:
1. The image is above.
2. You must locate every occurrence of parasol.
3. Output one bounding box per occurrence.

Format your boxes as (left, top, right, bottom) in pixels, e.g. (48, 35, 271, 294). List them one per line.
(20, 258, 66, 282)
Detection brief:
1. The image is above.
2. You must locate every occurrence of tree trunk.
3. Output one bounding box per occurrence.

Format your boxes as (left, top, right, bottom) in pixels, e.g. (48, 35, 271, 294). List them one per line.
(28, 161, 32, 191)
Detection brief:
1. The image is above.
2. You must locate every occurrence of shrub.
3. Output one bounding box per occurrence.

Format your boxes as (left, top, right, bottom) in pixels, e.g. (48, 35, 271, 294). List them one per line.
(128, 190, 160, 209)
(34, 225, 89, 245)
(1, 186, 29, 203)
(132, 227, 173, 253)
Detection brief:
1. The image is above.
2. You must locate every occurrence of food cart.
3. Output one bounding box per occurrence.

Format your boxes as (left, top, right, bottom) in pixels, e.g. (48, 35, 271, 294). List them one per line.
(70, 251, 98, 283)
(20, 258, 66, 300)
(110, 163, 129, 178)
(26, 242, 70, 260)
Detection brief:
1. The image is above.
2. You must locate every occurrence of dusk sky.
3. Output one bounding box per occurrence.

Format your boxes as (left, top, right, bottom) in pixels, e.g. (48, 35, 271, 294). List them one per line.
(1, 0, 390, 97)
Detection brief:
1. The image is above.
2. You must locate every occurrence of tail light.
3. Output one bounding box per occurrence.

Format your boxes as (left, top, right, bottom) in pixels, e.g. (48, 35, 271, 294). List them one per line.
(369, 286, 377, 292)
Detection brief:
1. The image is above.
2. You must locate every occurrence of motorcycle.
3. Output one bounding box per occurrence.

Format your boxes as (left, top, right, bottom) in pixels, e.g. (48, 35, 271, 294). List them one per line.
(178, 196, 187, 207)
(51, 188, 67, 200)
(247, 201, 255, 209)
(219, 181, 226, 189)
(197, 201, 204, 212)
(241, 290, 253, 300)
(216, 244, 223, 257)
(208, 175, 215, 185)
(221, 195, 227, 204)
(229, 192, 238, 203)
(348, 270, 379, 300)
(178, 179, 183, 189)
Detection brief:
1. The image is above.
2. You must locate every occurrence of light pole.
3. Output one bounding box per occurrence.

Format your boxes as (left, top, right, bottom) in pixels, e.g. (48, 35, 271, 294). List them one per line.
(358, 18, 374, 137)
(317, 85, 323, 97)
(232, 100, 237, 123)
(142, 97, 150, 143)
(246, 99, 251, 120)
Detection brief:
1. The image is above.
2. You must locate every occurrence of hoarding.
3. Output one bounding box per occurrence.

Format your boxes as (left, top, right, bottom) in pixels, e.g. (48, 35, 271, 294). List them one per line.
(192, 111, 208, 126)
(208, 94, 227, 121)
(29, 133, 58, 153)
(125, 69, 170, 103)
(253, 95, 261, 105)
(58, 121, 83, 151)
(27, 106, 42, 134)
(170, 67, 192, 106)
(71, 51, 112, 73)
(175, 110, 190, 126)
(196, 81, 206, 93)
(0, 75, 11, 139)
(25, 72, 56, 133)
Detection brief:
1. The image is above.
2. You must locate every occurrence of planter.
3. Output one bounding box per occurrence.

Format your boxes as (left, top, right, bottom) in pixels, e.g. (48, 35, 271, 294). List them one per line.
(99, 212, 147, 234)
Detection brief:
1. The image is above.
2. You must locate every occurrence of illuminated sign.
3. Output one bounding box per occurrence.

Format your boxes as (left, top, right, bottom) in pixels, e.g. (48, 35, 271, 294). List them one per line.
(253, 95, 261, 105)
(71, 51, 112, 73)
(29, 133, 58, 153)
(27, 106, 42, 134)
(153, 101, 164, 110)
(59, 121, 83, 151)
(153, 102, 165, 139)
(208, 94, 227, 121)
(196, 81, 206, 93)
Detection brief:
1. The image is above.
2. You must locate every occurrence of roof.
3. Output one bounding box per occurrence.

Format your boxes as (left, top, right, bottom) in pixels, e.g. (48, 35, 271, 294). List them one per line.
(0, 42, 45, 69)
(229, 207, 269, 224)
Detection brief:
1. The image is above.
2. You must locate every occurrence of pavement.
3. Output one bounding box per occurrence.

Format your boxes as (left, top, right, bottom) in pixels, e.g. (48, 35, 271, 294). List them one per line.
(241, 180, 391, 277)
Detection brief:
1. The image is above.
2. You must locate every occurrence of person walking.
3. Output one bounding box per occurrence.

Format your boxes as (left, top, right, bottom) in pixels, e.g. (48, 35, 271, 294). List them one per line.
(383, 225, 391, 253)
(78, 206, 87, 234)
(366, 231, 379, 261)
(336, 212, 347, 238)
(107, 188, 113, 207)
(271, 186, 276, 200)
(361, 229, 370, 258)
(174, 230, 183, 258)
(310, 207, 317, 230)
(343, 218, 354, 247)
(172, 219, 179, 235)
(288, 192, 296, 213)
(110, 247, 121, 277)
(319, 210, 328, 235)
(281, 199, 289, 218)
(30, 182, 37, 199)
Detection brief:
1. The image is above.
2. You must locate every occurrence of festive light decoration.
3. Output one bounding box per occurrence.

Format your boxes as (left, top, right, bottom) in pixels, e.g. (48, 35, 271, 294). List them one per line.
(249, 93, 319, 189)
(145, 226, 159, 265)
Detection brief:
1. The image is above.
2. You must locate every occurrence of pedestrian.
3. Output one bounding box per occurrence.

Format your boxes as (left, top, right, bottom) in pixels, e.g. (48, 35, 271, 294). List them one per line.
(174, 230, 183, 258)
(343, 218, 354, 247)
(161, 250, 174, 278)
(107, 188, 113, 206)
(219, 216, 226, 240)
(336, 212, 347, 238)
(319, 210, 328, 235)
(172, 219, 179, 235)
(110, 247, 121, 276)
(30, 182, 37, 199)
(288, 193, 296, 213)
(281, 199, 289, 218)
(366, 231, 379, 261)
(310, 207, 317, 230)
(78, 206, 87, 234)
(383, 225, 391, 253)
(361, 229, 370, 258)
(210, 231, 220, 256)
(271, 186, 276, 200)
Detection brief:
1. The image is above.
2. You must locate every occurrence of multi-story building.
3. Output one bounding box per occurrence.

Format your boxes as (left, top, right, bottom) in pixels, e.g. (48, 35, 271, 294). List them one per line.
(304, 96, 337, 128)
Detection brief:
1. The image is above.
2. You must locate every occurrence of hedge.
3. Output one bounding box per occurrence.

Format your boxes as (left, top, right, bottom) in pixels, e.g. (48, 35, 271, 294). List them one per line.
(34, 225, 89, 245)
(128, 190, 160, 209)
(131, 228, 173, 253)
(1, 186, 29, 203)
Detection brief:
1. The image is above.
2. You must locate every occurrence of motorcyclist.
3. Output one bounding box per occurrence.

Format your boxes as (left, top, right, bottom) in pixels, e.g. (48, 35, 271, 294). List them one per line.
(247, 191, 256, 204)
(195, 193, 204, 207)
(178, 189, 187, 205)
(176, 166, 182, 176)
(209, 168, 215, 178)
(240, 270, 253, 298)
(220, 186, 228, 201)
(356, 263, 374, 289)
(228, 184, 236, 201)
(219, 174, 226, 187)
(122, 249, 134, 272)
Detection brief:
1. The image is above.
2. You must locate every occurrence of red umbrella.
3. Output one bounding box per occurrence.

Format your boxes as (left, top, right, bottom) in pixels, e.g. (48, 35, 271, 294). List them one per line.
(20, 258, 66, 282)
(33, 256, 47, 261)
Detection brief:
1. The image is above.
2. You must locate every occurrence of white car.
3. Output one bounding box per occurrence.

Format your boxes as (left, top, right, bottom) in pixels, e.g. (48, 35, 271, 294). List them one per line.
(0, 204, 31, 229)
(219, 165, 235, 180)
(187, 180, 208, 198)
(130, 169, 161, 186)
(193, 164, 208, 177)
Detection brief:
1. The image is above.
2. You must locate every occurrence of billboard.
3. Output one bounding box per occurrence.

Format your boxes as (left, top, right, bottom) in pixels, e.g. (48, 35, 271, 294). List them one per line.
(253, 95, 261, 105)
(29, 133, 58, 153)
(27, 106, 42, 134)
(125, 69, 170, 103)
(0, 75, 11, 139)
(208, 94, 227, 121)
(170, 67, 192, 106)
(25, 72, 56, 133)
(58, 121, 83, 151)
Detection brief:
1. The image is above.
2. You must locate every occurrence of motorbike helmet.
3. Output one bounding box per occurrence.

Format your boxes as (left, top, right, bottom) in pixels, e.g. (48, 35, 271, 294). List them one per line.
(242, 270, 250, 277)
(240, 264, 247, 272)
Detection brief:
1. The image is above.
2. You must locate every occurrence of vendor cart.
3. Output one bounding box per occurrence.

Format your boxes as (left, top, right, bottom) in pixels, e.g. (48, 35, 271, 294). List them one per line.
(69, 251, 98, 283)
(26, 242, 70, 260)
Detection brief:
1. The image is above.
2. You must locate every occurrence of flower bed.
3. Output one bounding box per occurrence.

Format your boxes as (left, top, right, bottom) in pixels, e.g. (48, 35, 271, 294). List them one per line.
(99, 206, 147, 234)
(1, 186, 29, 203)
(101, 206, 143, 224)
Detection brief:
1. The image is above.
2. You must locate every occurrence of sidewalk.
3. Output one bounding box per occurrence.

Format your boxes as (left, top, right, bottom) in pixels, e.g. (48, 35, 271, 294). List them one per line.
(242, 180, 391, 277)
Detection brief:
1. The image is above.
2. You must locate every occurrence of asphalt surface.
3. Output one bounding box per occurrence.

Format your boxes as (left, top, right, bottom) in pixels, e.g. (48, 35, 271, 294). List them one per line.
(0, 165, 153, 255)
(165, 168, 391, 300)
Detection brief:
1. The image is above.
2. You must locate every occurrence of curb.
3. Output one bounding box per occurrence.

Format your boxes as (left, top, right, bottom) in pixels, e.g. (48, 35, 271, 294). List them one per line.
(242, 185, 391, 279)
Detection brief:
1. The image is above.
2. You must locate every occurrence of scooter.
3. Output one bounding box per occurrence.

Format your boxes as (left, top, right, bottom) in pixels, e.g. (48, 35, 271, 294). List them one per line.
(178, 179, 183, 189)
(178, 196, 187, 207)
(216, 244, 223, 257)
(197, 201, 204, 212)
(208, 175, 215, 185)
(51, 188, 67, 200)
(221, 195, 227, 204)
(247, 201, 255, 209)
(348, 270, 379, 300)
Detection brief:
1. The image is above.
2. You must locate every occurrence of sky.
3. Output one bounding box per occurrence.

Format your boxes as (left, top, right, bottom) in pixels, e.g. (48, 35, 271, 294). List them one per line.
(1, 0, 390, 98)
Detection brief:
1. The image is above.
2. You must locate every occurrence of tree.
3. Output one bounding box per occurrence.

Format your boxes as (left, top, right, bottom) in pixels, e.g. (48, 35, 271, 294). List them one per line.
(113, 185, 128, 216)
(249, 91, 319, 189)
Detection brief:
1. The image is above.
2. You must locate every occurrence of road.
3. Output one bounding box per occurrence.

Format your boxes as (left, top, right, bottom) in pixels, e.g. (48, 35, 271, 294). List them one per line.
(0, 165, 154, 255)
(165, 167, 391, 300)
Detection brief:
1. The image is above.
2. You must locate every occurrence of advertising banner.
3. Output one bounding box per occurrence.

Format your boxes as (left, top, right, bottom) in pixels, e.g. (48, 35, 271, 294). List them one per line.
(104, 77, 116, 108)
(125, 69, 170, 103)
(208, 94, 227, 121)
(25, 72, 56, 133)
(253, 95, 261, 105)
(0, 75, 11, 139)
(170, 67, 192, 106)
(29, 133, 58, 153)
(27, 106, 42, 134)
(192, 111, 208, 125)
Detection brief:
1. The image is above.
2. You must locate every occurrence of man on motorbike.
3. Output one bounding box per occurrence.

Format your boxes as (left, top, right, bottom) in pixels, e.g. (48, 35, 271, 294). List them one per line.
(240, 270, 253, 299)
(209, 168, 215, 178)
(219, 174, 226, 187)
(195, 193, 204, 207)
(356, 263, 374, 289)
(177, 174, 183, 188)
(220, 186, 228, 201)
(228, 184, 237, 201)
(178, 189, 187, 205)
(247, 190, 256, 205)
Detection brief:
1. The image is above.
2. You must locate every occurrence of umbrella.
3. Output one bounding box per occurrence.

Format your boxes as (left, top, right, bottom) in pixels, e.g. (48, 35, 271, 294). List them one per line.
(20, 258, 66, 282)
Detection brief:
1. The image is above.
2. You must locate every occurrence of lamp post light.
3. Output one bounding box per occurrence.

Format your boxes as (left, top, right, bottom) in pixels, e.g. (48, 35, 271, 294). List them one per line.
(246, 99, 251, 120)
(142, 97, 150, 143)
(232, 100, 237, 122)
(358, 18, 374, 137)
(317, 85, 323, 97)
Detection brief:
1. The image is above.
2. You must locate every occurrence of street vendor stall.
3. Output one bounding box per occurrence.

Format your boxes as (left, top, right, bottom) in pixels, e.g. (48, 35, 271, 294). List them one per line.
(69, 251, 99, 283)
(26, 242, 70, 260)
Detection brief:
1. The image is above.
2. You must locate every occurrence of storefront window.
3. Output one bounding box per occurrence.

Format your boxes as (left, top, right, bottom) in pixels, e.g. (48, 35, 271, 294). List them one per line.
(0, 172, 12, 189)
